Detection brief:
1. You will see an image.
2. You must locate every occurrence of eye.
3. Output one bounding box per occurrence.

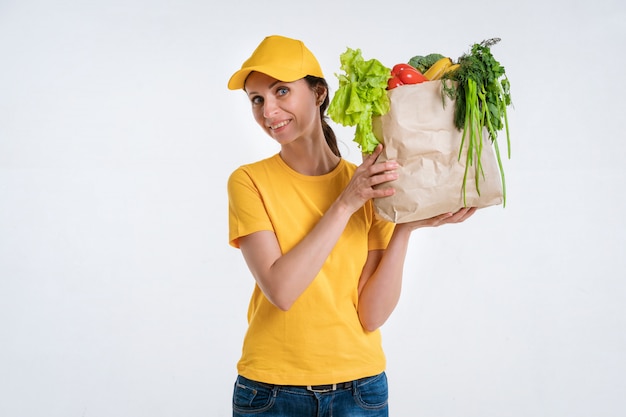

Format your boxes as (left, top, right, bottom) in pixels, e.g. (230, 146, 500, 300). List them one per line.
(250, 95, 263, 106)
(276, 86, 289, 96)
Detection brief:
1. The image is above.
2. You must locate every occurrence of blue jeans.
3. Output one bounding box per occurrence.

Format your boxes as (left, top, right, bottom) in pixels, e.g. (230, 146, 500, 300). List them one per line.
(232, 372, 389, 416)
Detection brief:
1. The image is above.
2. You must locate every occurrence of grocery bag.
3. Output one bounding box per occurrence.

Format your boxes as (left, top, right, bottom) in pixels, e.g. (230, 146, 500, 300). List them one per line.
(371, 80, 503, 223)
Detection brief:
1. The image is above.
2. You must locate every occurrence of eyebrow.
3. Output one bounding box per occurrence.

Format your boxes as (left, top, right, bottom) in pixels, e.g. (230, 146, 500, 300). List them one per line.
(246, 80, 283, 97)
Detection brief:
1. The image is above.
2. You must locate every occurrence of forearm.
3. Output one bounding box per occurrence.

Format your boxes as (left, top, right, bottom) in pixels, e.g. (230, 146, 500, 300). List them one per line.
(253, 200, 354, 310)
(356, 208, 476, 330)
(357, 225, 412, 331)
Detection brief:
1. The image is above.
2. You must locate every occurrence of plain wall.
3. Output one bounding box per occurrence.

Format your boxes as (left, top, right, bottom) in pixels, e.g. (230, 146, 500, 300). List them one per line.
(1, 0, 625, 416)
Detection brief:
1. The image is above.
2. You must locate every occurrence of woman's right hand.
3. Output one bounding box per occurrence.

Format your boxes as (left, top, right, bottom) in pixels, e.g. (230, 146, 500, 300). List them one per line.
(338, 144, 399, 214)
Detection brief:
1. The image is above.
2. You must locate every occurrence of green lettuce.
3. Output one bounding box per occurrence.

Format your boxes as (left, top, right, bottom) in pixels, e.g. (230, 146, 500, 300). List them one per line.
(328, 48, 391, 154)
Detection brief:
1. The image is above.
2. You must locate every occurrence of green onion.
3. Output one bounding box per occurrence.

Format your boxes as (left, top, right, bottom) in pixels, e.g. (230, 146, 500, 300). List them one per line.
(444, 38, 512, 207)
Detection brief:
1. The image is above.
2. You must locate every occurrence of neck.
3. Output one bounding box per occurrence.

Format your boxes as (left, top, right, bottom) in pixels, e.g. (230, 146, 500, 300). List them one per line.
(279, 136, 340, 176)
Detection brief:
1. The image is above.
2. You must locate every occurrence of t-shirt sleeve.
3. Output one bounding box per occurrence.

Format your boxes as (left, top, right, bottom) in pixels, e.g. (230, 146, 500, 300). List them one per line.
(227, 167, 274, 248)
(367, 202, 395, 251)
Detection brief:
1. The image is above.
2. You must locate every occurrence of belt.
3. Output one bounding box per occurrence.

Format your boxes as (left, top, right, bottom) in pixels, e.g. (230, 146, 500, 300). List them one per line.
(305, 381, 353, 393)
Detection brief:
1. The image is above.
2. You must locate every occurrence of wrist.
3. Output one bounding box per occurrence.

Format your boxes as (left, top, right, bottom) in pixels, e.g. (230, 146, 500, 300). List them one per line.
(328, 198, 354, 221)
(392, 222, 414, 238)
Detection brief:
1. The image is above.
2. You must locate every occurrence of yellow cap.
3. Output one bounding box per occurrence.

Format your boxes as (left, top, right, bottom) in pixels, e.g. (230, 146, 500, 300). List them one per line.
(227, 35, 324, 90)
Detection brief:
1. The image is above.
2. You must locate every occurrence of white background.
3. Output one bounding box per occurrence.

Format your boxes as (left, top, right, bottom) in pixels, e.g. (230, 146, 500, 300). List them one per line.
(1, 0, 625, 416)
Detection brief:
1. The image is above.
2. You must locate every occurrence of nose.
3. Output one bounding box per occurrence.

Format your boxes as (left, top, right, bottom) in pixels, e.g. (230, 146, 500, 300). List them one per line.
(263, 96, 279, 118)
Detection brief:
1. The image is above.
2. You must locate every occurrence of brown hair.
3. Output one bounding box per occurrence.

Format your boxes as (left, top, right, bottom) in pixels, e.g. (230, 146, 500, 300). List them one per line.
(305, 75, 340, 157)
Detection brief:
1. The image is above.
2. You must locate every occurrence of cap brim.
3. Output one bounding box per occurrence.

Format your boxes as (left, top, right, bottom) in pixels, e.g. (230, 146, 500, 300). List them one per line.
(227, 66, 308, 90)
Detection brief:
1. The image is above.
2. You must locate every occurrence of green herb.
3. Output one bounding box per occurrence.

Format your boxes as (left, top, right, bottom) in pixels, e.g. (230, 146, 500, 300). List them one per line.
(328, 47, 391, 154)
(442, 38, 512, 206)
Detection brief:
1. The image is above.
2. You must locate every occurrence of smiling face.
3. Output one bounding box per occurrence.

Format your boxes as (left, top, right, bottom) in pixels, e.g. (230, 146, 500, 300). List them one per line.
(244, 72, 323, 147)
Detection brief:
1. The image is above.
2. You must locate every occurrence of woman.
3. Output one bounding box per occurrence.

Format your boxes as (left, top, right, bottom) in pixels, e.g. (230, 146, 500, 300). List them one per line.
(227, 35, 475, 416)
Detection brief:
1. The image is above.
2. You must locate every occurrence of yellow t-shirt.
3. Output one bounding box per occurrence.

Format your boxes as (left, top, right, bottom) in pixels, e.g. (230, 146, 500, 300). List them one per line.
(228, 154, 395, 385)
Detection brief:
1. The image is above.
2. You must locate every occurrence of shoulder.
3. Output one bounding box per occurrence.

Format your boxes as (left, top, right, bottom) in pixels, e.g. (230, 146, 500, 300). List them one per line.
(342, 158, 358, 171)
(228, 154, 281, 182)
(336, 158, 358, 179)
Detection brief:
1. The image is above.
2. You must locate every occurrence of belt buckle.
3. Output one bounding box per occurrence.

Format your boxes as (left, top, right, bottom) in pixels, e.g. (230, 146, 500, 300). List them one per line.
(306, 383, 336, 393)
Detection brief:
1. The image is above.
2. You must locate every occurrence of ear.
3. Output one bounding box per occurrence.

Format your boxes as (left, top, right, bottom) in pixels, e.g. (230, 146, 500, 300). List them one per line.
(315, 85, 327, 105)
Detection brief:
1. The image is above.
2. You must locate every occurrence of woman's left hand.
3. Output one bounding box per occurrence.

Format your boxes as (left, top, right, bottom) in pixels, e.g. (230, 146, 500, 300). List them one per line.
(396, 207, 477, 232)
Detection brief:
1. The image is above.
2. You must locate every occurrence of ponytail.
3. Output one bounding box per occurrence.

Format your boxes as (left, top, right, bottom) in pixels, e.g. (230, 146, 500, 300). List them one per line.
(305, 76, 341, 158)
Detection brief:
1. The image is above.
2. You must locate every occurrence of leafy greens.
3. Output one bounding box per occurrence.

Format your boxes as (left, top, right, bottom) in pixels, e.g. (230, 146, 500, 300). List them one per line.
(443, 38, 512, 206)
(328, 48, 391, 154)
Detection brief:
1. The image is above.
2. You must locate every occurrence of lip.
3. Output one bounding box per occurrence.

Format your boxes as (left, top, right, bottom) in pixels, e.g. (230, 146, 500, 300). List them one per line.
(268, 119, 291, 131)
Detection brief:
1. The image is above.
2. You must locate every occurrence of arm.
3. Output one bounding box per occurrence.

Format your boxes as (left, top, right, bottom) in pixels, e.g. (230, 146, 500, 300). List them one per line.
(239, 145, 399, 311)
(357, 207, 476, 331)
(238, 201, 352, 311)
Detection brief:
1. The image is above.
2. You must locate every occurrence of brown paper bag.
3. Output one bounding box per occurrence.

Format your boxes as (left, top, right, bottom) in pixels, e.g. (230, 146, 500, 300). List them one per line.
(371, 81, 503, 223)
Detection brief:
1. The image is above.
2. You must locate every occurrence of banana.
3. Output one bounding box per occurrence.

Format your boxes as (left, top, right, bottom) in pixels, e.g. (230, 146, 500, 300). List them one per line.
(423, 57, 452, 80)
(445, 63, 461, 74)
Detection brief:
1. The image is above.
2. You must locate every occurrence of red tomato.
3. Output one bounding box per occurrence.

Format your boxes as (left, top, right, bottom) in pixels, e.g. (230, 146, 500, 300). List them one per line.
(391, 63, 427, 85)
(387, 75, 403, 90)
(392, 63, 415, 76)
(398, 68, 428, 84)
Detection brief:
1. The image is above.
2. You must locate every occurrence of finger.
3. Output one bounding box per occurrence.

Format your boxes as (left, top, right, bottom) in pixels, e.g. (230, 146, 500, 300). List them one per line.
(369, 185, 396, 199)
(459, 207, 478, 221)
(367, 166, 399, 188)
(427, 212, 454, 226)
(373, 159, 399, 174)
(447, 207, 476, 223)
(362, 144, 384, 166)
